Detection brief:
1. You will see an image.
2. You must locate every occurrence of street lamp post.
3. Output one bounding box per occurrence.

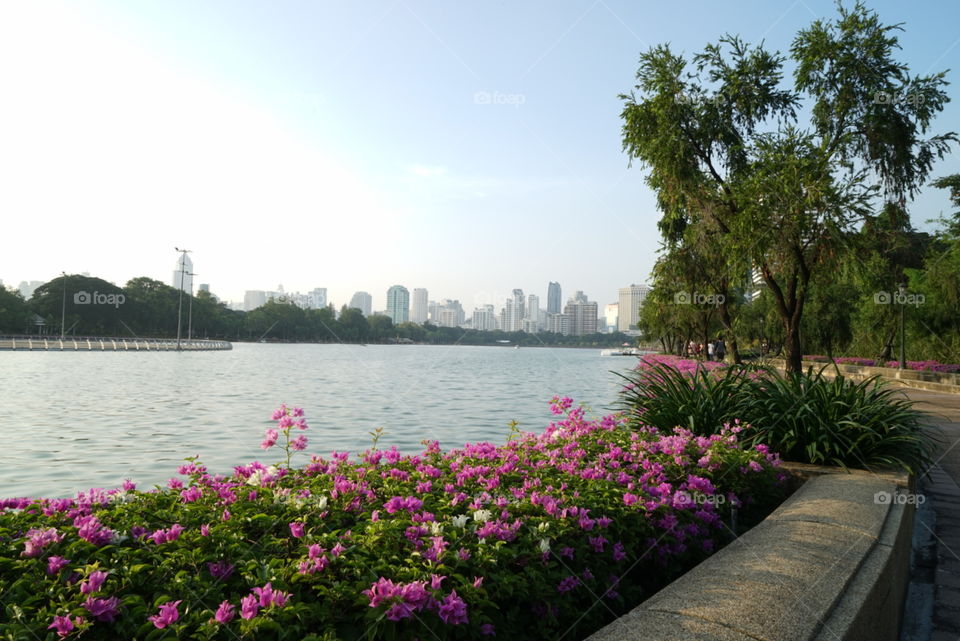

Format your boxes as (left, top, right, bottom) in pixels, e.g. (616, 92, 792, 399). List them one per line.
(175, 248, 191, 350)
(898, 283, 907, 369)
(60, 272, 67, 339)
(187, 272, 197, 340)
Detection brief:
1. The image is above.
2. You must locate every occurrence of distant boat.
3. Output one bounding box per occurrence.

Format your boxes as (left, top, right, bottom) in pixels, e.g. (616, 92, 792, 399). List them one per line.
(514, 345, 519, 349)
(600, 347, 641, 356)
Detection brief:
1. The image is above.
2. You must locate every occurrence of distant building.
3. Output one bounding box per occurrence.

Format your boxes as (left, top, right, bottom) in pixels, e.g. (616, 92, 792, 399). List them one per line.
(309, 288, 328, 309)
(618, 284, 650, 331)
(411, 288, 429, 324)
(547, 282, 561, 315)
(526, 294, 540, 331)
(546, 312, 571, 336)
(472, 305, 497, 331)
(349, 291, 373, 316)
(502, 289, 525, 332)
(172, 255, 194, 294)
(604, 303, 619, 333)
(386, 285, 410, 324)
(198, 283, 210, 293)
(18, 280, 44, 299)
(244, 290, 267, 311)
(564, 291, 598, 336)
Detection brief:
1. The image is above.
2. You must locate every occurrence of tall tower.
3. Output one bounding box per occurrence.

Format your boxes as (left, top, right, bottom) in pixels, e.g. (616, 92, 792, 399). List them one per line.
(618, 284, 650, 331)
(349, 291, 373, 316)
(411, 288, 429, 324)
(547, 282, 561, 315)
(172, 254, 194, 294)
(386, 285, 410, 324)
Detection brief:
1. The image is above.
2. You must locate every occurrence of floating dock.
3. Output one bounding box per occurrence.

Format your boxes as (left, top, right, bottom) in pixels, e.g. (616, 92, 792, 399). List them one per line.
(0, 337, 232, 351)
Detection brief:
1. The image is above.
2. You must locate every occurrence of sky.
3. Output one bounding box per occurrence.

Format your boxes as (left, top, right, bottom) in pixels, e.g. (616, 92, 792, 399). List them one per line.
(1, 1, 958, 312)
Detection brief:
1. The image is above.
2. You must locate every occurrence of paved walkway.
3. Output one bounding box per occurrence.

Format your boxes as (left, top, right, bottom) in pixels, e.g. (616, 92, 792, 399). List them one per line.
(900, 389, 960, 641)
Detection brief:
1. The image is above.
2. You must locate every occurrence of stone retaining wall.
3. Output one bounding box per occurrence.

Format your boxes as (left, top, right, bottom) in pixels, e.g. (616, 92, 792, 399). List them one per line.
(586, 466, 914, 641)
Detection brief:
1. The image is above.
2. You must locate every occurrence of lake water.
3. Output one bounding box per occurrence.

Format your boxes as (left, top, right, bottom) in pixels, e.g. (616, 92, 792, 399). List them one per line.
(0, 344, 639, 498)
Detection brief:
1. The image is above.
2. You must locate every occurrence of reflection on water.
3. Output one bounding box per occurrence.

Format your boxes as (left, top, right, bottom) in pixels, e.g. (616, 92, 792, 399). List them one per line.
(0, 344, 635, 498)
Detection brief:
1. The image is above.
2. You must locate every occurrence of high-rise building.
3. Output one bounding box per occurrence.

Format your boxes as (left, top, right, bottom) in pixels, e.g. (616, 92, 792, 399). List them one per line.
(198, 283, 210, 293)
(564, 292, 599, 336)
(472, 305, 497, 331)
(386, 285, 410, 324)
(309, 288, 328, 309)
(547, 282, 561, 315)
(617, 284, 650, 331)
(244, 290, 267, 311)
(349, 291, 373, 316)
(525, 294, 540, 332)
(172, 254, 194, 294)
(434, 299, 465, 328)
(502, 289, 525, 332)
(604, 303, 619, 333)
(411, 288, 429, 324)
(546, 313, 571, 336)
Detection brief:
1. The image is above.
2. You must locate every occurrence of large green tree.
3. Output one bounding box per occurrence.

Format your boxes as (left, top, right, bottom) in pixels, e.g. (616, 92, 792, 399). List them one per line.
(621, 2, 955, 371)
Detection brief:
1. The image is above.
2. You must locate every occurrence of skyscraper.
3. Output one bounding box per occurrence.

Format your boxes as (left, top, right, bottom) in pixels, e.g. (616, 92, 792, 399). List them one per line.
(503, 289, 525, 332)
(386, 285, 410, 324)
(349, 291, 373, 316)
(618, 284, 650, 331)
(526, 294, 540, 331)
(411, 288, 429, 324)
(547, 282, 561, 315)
(172, 254, 194, 294)
(564, 292, 598, 336)
(472, 305, 497, 331)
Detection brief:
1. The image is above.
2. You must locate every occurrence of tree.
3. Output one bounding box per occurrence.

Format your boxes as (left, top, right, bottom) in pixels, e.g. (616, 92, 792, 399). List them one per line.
(0, 287, 30, 333)
(621, 2, 956, 372)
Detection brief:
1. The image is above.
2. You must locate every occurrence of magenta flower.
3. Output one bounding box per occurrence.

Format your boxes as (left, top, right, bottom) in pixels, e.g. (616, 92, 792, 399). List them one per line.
(180, 486, 202, 503)
(260, 429, 279, 450)
(200, 524, 211, 536)
(291, 435, 308, 450)
(481, 623, 496, 636)
(83, 596, 120, 622)
(47, 556, 70, 575)
(438, 590, 469, 625)
(214, 600, 235, 624)
(240, 594, 260, 619)
(289, 522, 305, 538)
(22, 527, 62, 557)
(148, 600, 181, 629)
(207, 561, 234, 580)
(80, 570, 108, 595)
(48, 615, 83, 638)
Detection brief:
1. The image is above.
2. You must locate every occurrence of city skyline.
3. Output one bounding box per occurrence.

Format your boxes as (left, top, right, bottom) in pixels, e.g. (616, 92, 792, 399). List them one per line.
(1, 2, 956, 311)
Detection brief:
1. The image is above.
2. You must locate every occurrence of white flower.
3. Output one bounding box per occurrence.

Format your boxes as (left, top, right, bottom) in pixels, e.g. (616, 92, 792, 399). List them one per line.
(246, 471, 263, 486)
(537, 521, 550, 533)
(112, 532, 129, 545)
(451, 515, 469, 529)
(539, 538, 551, 553)
(430, 522, 444, 536)
(473, 509, 492, 523)
(315, 495, 329, 510)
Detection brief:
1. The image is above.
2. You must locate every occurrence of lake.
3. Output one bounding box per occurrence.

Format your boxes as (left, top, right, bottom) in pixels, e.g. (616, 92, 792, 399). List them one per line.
(0, 343, 640, 498)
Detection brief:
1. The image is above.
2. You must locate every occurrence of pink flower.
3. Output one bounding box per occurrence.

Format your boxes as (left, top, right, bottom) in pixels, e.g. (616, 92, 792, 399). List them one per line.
(214, 600, 235, 624)
(291, 435, 308, 450)
(122, 479, 136, 491)
(48, 615, 83, 638)
(148, 600, 181, 629)
(180, 486, 202, 503)
(200, 524, 211, 537)
(330, 542, 346, 557)
(80, 570, 108, 595)
(22, 527, 62, 557)
(207, 561, 234, 580)
(47, 556, 70, 575)
(289, 522, 305, 538)
(261, 429, 279, 450)
(481, 623, 496, 635)
(83, 596, 120, 622)
(240, 594, 259, 619)
(438, 590, 469, 625)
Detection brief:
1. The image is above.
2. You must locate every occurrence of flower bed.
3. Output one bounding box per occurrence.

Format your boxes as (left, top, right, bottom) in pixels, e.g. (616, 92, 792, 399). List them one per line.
(803, 355, 960, 373)
(0, 400, 786, 641)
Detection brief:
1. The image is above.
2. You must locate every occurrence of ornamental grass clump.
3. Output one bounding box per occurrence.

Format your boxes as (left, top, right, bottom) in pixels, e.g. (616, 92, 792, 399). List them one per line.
(0, 399, 786, 641)
(618, 357, 937, 473)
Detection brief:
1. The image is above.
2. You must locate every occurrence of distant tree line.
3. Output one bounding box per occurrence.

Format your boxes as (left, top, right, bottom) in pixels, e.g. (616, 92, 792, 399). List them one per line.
(0, 275, 634, 347)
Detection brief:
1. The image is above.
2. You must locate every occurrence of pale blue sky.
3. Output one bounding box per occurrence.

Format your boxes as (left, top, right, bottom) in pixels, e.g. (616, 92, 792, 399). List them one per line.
(1, 1, 957, 311)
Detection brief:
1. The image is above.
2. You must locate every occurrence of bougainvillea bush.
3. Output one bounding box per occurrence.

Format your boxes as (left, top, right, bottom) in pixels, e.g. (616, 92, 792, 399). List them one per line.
(803, 355, 960, 373)
(0, 400, 786, 641)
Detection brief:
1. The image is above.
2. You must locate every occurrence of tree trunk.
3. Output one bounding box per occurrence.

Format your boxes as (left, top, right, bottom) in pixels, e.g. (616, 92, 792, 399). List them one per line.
(784, 323, 802, 373)
(717, 300, 741, 364)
